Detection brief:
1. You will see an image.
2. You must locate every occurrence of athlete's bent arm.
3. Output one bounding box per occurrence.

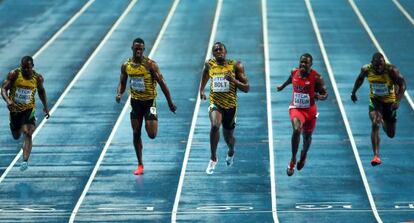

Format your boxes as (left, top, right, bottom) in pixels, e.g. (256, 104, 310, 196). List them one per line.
(389, 66, 406, 109)
(37, 75, 50, 118)
(228, 61, 249, 93)
(116, 63, 128, 103)
(276, 72, 292, 92)
(149, 60, 177, 113)
(351, 66, 368, 103)
(1, 71, 17, 111)
(199, 63, 210, 100)
(315, 74, 328, 100)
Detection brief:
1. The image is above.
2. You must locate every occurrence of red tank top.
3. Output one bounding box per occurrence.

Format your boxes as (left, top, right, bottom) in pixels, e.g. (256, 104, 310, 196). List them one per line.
(289, 68, 317, 109)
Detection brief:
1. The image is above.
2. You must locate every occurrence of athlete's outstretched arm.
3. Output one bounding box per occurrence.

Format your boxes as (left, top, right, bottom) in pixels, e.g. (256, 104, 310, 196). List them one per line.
(276, 71, 292, 92)
(37, 75, 50, 118)
(226, 61, 249, 93)
(1, 70, 17, 111)
(351, 66, 368, 103)
(199, 62, 210, 100)
(149, 60, 177, 113)
(315, 74, 328, 100)
(116, 63, 128, 103)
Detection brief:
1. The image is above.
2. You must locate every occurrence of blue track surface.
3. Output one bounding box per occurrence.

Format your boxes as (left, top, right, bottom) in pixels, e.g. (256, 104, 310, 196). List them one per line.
(0, 0, 413, 222)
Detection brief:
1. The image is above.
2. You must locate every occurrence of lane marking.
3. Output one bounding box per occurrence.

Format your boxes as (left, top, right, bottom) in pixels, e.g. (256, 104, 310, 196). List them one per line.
(305, 0, 382, 222)
(261, 0, 279, 222)
(392, 0, 414, 26)
(170, 0, 222, 222)
(68, 0, 181, 222)
(349, 0, 414, 111)
(0, 0, 96, 183)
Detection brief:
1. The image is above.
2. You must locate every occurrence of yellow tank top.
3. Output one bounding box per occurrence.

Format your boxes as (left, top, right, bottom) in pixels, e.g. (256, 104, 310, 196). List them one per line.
(366, 63, 396, 103)
(208, 59, 237, 109)
(9, 68, 39, 112)
(125, 57, 157, 101)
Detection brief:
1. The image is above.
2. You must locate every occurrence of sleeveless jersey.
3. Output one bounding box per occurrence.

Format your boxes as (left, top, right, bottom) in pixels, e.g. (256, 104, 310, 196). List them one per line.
(365, 64, 396, 103)
(125, 57, 157, 101)
(9, 68, 39, 112)
(289, 68, 317, 109)
(208, 59, 237, 109)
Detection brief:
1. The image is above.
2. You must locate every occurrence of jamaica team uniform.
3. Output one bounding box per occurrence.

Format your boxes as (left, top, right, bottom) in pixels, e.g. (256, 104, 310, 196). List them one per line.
(208, 58, 237, 130)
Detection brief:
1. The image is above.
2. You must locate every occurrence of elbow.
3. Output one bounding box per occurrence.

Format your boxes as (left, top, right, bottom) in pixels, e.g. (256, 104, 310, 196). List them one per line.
(243, 85, 250, 93)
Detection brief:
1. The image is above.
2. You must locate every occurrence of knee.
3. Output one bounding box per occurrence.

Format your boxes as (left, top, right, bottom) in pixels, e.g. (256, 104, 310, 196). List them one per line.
(12, 131, 21, 140)
(23, 130, 33, 138)
(133, 130, 141, 138)
(211, 124, 220, 132)
(147, 132, 156, 139)
(293, 125, 302, 135)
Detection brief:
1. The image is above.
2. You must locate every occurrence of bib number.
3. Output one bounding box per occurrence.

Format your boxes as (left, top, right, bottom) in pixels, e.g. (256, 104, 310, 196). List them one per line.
(293, 92, 310, 108)
(131, 77, 145, 92)
(14, 88, 32, 104)
(372, 83, 389, 96)
(212, 76, 229, 92)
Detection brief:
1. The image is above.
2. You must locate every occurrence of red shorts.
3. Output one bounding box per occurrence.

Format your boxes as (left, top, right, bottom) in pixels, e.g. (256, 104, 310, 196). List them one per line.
(289, 105, 317, 133)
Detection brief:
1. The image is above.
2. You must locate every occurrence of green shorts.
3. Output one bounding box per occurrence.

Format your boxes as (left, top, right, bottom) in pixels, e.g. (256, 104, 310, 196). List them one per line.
(10, 108, 36, 132)
(369, 98, 396, 122)
(130, 98, 157, 121)
(209, 104, 237, 130)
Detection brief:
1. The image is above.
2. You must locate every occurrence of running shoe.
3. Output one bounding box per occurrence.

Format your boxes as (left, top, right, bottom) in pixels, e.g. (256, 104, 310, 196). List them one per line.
(134, 164, 144, 175)
(371, 155, 381, 166)
(226, 154, 234, 167)
(20, 161, 28, 171)
(206, 159, 217, 175)
(297, 150, 307, 171)
(286, 159, 296, 176)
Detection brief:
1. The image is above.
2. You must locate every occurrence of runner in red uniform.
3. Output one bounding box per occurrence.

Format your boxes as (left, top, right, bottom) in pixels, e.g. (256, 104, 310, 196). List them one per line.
(277, 53, 328, 176)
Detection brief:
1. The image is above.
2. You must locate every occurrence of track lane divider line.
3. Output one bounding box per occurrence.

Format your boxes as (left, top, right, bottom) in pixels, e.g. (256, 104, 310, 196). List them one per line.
(349, 0, 414, 110)
(0, 0, 96, 183)
(261, 0, 279, 222)
(171, 0, 223, 222)
(305, 0, 383, 222)
(68, 0, 181, 222)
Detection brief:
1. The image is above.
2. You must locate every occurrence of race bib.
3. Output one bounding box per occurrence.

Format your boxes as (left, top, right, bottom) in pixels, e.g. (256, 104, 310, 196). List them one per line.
(14, 88, 32, 104)
(131, 77, 145, 92)
(293, 92, 310, 108)
(372, 83, 389, 96)
(212, 76, 229, 92)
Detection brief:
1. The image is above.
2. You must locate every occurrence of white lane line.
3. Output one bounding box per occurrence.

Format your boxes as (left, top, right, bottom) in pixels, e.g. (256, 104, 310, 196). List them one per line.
(349, 0, 414, 111)
(171, 0, 222, 222)
(33, 0, 96, 58)
(68, 0, 181, 222)
(261, 0, 279, 222)
(392, 0, 414, 26)
(305, 0, 383, 222)
(0, 0, 96, 183)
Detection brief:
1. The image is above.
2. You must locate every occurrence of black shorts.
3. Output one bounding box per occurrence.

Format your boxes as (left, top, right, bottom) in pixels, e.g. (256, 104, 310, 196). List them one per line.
(10, 108, 36, 132)
(130, 98, 157, 121)
(209, 104, 237, 130)
(369, 98, 397, 122)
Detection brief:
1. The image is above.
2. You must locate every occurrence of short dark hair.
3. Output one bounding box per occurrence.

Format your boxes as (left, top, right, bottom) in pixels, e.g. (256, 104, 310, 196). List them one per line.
(21, 56, 34, 65)
(372, 52, 384, 61)
(132, 38, 145, 45)
(300, 53, 313, 63)
(213, 41, 226, 51)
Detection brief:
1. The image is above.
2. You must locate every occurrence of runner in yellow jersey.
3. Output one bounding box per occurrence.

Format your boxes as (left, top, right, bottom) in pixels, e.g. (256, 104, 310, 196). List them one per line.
(351, 52, 406, 166)
(116, 38, 176, 175)
(199, 42, 250, 174)
(1, 56, 50, 171)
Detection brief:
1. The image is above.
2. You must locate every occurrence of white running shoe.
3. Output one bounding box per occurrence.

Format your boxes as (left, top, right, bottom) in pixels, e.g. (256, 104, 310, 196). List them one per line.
(226, 154, 234, 167)
(20, 161, 28, 171)
(206, 159, 217, 175)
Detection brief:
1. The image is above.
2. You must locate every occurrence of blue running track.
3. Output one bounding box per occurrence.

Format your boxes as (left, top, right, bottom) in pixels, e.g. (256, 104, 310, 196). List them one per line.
(0, 0, 412, 222)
